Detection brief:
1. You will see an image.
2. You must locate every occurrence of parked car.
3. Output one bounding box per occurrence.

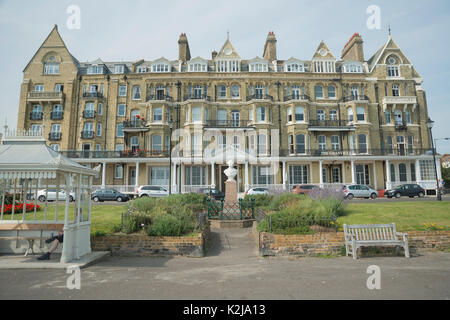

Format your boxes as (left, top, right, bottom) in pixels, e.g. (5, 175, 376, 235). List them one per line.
(33, 189, 75, 202)
(137, 185, 169, 198)
(91, 188, 130, 202)
(343, 185, 378, 200)
(199, 188, 225, 200)
(246, 187, 269, 195)
(291, 184, 319, 195)
(384, 184, 425, 199)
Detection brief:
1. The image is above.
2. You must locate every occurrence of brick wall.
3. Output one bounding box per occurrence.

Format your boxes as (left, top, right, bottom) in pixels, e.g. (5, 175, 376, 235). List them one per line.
(91, 225, 209, 257)
(259, 230, 450, 257)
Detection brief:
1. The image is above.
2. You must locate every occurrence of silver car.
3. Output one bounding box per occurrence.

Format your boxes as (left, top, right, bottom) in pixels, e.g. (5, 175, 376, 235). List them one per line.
(343, 185, 378, 200)
(33, 189, 76, 202)
(137, 185, 169, 197)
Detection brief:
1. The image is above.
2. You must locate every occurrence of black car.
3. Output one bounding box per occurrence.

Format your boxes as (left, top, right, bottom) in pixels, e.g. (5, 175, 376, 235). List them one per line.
(384, 184, 425, 199)
(91, 188, 130, 202)
(199, 188, 225, 200)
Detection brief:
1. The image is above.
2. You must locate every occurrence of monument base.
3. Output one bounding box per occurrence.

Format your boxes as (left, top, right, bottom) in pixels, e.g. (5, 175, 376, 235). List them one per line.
(225, 180, 238, 203)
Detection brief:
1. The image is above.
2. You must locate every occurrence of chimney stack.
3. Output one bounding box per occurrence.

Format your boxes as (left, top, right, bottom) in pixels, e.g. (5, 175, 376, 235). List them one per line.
(341, 33, 364, 62)
(178, 33, 191, 62)
(263, 31, 277, 62)
(211, 50, 218, 59)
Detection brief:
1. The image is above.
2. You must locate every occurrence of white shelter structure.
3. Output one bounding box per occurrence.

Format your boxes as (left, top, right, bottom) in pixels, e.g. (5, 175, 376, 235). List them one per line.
(0, 130, 98, 263)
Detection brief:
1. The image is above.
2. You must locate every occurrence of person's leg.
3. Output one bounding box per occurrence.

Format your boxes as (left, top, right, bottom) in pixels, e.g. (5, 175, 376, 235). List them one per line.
(37, 234, 62, 260)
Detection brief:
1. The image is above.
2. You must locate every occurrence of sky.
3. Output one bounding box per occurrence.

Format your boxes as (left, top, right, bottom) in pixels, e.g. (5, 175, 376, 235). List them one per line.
(0, 0, 449, 153)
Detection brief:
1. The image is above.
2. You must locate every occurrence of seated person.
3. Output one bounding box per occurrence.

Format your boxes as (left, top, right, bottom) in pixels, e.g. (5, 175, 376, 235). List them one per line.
(37, 231, 64, 260)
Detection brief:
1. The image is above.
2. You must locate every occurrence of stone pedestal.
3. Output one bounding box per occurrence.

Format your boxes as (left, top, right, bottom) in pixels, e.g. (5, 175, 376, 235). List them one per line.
(225, 180, 238, 203)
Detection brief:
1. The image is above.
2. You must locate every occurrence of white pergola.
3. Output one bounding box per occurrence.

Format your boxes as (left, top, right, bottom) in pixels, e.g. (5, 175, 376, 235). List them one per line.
(0, 130, 99, 263)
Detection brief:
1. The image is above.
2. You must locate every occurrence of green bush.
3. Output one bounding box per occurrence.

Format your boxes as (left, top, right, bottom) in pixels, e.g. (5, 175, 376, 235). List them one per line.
(243, 194, 273, 208)
(146, 214, 192, 236)
(121, 193, 206, 236)
(268, 193, 304, 211)
(258, 209, 313, 235)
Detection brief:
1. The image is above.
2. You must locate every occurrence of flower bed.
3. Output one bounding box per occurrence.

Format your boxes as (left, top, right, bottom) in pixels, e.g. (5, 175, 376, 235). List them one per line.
(2, 203, 41, 214)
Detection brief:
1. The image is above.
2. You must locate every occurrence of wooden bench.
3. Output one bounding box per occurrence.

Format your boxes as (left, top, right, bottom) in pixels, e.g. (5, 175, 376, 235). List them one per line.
(0, 223, 64, 256)
(343, 223, 410, 259)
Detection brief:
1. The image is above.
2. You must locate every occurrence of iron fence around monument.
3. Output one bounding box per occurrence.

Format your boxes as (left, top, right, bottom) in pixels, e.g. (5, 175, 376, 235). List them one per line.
(206, 198, 255, 220)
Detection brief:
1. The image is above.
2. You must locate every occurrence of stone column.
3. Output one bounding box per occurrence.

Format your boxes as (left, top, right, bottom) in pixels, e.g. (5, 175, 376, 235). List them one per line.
(101, 162, 106, 188)
(135, 161, 140, 189)
(211, 162, 215, 188)
(245, 162, 249, 192)
(372, 161, 377, 190)
(319, 160, 323, 188)
(415, 159, 421, 184)
(386, 160, 391, 189)
(351, 160, 356, 185)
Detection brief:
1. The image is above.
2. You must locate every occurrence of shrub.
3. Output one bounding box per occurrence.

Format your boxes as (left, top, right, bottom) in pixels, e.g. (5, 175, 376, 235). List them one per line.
(258, 209, 313, 235)
(146, 214, 191, 236)
(268, 193, 304, 211)
(122, 212, 153, 234)
(242, 194, 273, 208)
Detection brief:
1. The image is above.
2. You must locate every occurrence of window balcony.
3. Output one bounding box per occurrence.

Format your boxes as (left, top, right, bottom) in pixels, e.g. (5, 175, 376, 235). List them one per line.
(147, 94, 173, 102)
(283, 94, 310, 102)
(279, 148, 433, 157)
(184, 94, 211, 101)
(203, 120, 254, 129)
(81, 130, 94, 139)
(60, 149, 170, 159)
(122, 119, 149, 132)
(50, 111, 63, 120)
(382, 96, 417, 110)
(82, 92, 104, 99)
(27, 91, 64, 102)
(82, 110, 96, 118)
(308, 120, 355, 131)
(343, 94, 369, 102)
(246, 94, 273, 101)
(49, 132, 61, 141)
(30, 112, 43, 120)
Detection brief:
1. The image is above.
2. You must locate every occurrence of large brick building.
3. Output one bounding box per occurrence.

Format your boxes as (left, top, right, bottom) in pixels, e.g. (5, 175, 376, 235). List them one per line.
(16, 25, 442, 194)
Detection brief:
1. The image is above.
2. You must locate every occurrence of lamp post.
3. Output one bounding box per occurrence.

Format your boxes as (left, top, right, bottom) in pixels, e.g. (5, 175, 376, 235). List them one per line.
(168, 120, 173, 195)
(426, 118, 441, 201)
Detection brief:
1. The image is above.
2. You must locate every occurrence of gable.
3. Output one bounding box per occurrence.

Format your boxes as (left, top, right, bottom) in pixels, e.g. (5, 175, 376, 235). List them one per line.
(312, 41, 336, 60)
(23, 25, 78, 74)
(216, 38, 241, 59)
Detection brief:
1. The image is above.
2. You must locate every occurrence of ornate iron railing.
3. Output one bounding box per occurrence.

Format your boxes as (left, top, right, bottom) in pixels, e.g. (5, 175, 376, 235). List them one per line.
(207, 198, 255, 220)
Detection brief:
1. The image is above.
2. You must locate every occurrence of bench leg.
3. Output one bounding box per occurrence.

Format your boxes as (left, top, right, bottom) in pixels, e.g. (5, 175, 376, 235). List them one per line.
(24, 240, 35, 257)
(352, 240, 357, 260)
(404, 239, 410, 258)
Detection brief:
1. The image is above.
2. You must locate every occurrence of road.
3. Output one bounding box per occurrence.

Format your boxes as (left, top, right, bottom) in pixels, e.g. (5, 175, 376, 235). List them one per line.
(0, 228, 449, 300)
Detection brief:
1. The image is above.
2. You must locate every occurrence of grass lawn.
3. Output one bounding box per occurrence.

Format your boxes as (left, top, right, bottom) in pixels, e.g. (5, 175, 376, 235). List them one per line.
(1, 203, 126, 235)
(340, 202, 450, 231)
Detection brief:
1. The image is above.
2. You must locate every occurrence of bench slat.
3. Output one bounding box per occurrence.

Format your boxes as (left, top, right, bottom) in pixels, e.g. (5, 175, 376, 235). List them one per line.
(0, 224, 64, 231)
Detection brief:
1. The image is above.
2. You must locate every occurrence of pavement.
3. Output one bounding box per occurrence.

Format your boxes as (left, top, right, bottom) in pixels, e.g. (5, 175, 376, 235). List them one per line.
(0, 227, 449, 300)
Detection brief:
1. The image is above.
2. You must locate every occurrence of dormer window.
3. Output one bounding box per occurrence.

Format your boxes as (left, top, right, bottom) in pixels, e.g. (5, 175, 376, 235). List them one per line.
(114, 65, 125, 74)
(343, 63, 363, 73)
(87, 65, 104, 75)
(285, 63, 304, 72)
(136, 66, 147, 73)
(188, 63, 207, 72)
(152, 64, 169, 73)
(249, 63, 268, 72)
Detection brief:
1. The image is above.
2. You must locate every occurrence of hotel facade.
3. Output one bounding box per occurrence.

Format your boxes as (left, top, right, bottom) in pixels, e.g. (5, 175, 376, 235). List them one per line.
(16, 26, 441, 194)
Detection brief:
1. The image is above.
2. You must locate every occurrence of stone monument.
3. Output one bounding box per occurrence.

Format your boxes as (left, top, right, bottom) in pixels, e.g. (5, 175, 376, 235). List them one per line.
(224, 159, 238, 203)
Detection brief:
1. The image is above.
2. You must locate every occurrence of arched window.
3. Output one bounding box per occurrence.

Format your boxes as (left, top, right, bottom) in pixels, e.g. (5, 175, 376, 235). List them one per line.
(392, 84, 400, 97)
(315, 85, 323, 99)
(231, 85, 240, 98)
(327, 86, 336, 98)
(296, 134, 305, 154)
(347, 108, 354, 122)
